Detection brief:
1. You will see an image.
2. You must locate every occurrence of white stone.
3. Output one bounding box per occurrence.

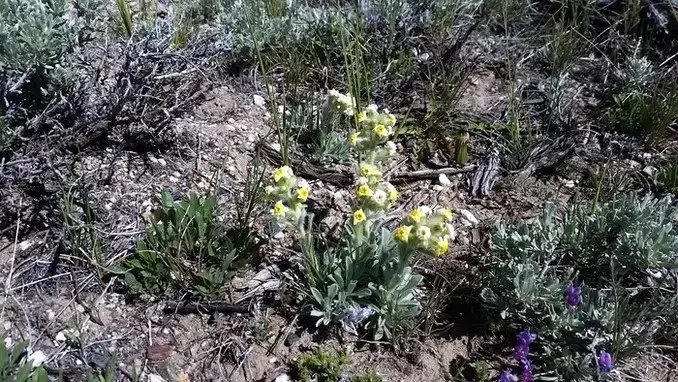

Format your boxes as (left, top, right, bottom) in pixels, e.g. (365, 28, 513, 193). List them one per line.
(168, 176, 179, 183)
(642, 166, 655, 177)
(273, 231, 285, 240)
(157, 158, 167, 166)
(27, 350, 46, 367)
(459, 209, 479, 226)
(147, 374, 166, 382)
(253, 95, 266, 107)
(438, 174, 451, 187)
(55, 331, 67, 342)
(19, 240, 33, 251)
(274, 374, 291, 382)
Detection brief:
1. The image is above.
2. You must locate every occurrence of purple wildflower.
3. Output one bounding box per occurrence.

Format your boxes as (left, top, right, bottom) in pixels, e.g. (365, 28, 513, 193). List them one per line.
(514, 330, 536, 364)
(498, 370, 517, 382)
(566, 286, 582, 307)
(599, 351, 614, 373)
(520, 361, 534, 382)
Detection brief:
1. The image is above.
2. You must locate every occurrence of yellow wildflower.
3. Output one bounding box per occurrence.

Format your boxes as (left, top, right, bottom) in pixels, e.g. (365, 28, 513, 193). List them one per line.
(349, 132, 360, 145)
(272, 166, 292, 182)
(385, 183, 399, 202)
(356, 111, 366, 122)
(394, 225, 412, 243)
(177, 372, 190, 382)
(272, 201, 288, 217)
(371, 189, 387, 207)
(357, 184, 374, 198)
(296, 187, 309, 202)
(353, 209, 366, 225)
(434, 239, 449, 255)
(408, 208, 425, 224)
(440, 208, 455, 222)
(415, 226, 431, 241)
(373, 124, 388, 139)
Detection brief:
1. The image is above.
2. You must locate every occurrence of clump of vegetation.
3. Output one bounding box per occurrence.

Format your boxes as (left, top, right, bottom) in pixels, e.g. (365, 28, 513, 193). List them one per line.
(118, 190, 259, 297)
(658, 159, 678, 194)
(265, 90, 458, 340)
(603, 55, 678, 140)
(0, 335, 49, 381)
(295, 348, 351, 382)
(0, 0, 77, 149)
(482, 193, 678, 379)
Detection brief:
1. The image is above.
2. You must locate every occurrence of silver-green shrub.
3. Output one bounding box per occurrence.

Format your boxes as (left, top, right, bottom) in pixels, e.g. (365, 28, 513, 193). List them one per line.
(482, 193, 678, 380)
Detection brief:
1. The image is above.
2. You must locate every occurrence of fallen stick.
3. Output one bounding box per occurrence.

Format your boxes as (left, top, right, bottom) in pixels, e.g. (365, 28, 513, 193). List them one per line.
(391, 165, 476, 183)
(163, 301, 249, 315)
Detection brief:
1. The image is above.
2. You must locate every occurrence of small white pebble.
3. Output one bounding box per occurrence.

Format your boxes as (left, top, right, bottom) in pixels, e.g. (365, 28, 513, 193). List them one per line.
(157, 158, 167, 166)
(438, 173, 451, 186)
(459, 209, 479, 226)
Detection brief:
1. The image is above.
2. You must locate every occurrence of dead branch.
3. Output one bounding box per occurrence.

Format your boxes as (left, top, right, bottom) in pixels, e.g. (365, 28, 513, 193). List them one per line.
(163, 301, 250, 315)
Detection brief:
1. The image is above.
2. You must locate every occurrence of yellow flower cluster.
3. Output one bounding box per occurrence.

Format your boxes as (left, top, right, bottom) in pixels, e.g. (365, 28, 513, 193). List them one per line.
(328, 90, 401, 225)
(394, 207, 456, 255)
(265, 165, 309, 225)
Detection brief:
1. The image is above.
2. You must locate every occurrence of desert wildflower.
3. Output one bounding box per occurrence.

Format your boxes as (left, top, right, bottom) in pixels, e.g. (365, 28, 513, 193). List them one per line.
(514, 330, 536, 365)
(566, 285, 582, 307)
(386, 183, 399, 202)
(373, 124, 388, 139)
(434, 239, 449, 255)
(598, 351, 614, 373)
(296, 187, 309, 202)
(408, 208, 425, 224)
(356, 111, 366, 122)
(353, 209, 367, 225)
(371, 189, 387, 207)
(357, 184, 374, 198)
(349, 132, 360, 145)
(498, 370, 516, 382)
(272, 166, 292, 182)
(394, 225, 412, 243)
(439, 208, 455, 222)
(521, 361, 534, 382)
(415, 226, 432, 241)
(272, 201, 288, 218)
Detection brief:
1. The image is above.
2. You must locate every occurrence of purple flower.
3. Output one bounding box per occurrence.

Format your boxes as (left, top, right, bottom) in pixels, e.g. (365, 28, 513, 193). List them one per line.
(514, 330, 536, 364)
(599, 351, 614, 373)
(566, 286, 582, 307)
(520, 361, 534, 382)
(516, 330, 537, 347)
(498, 370, 516, 382)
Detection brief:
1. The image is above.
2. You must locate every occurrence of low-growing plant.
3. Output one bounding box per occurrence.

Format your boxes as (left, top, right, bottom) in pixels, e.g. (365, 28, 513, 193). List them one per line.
(657, 159, 678, 194)
(295, 348, 351, 382)
(603, 55, 678, 140)
(0, 0, 76, 134)
(481, 193, 678, 380)
(0, 335, 49, 381)
(286, 102, 350, 165)
(118, 190, 258, 297)
(351, 369, 383, 382)
(265, 91, 458, 341)
(59, 184, 106, 278)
